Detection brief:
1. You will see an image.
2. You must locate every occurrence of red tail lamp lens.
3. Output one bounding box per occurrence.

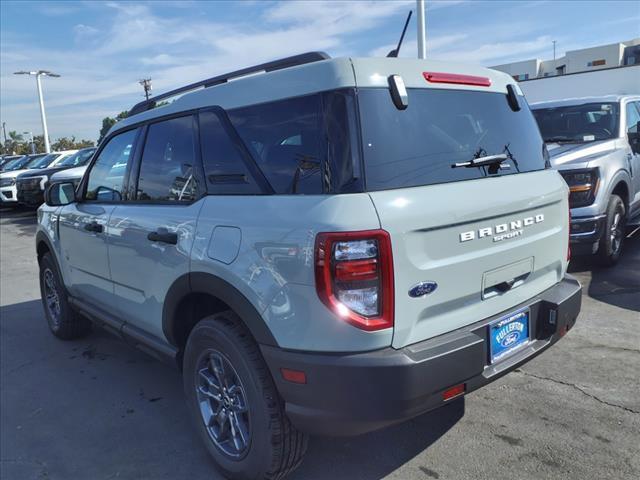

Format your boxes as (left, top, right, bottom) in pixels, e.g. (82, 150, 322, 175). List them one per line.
(315, 230, 394, 331)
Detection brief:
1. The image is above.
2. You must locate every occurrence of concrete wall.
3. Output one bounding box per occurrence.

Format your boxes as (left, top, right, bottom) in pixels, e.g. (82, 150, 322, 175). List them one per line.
(520, 65, 640, 103)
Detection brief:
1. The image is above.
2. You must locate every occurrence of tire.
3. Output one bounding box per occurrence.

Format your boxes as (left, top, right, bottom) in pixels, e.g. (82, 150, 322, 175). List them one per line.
(39, 252, 91, 340)
(597, 194, 626, 267)
(183, 312, 308, 480)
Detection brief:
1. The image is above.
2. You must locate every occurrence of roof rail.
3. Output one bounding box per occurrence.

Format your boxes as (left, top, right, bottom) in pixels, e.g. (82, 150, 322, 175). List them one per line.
(129, 51, 331, 116)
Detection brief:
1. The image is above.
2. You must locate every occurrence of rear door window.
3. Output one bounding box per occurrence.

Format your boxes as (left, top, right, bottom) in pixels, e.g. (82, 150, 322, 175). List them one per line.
(136, 116, 198, 202)
(199, 111, 262, 195)
(359, 88, 546, 191)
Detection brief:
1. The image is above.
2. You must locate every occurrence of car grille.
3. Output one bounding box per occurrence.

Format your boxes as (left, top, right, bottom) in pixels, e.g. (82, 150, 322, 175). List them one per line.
(17, 178, 42, 190)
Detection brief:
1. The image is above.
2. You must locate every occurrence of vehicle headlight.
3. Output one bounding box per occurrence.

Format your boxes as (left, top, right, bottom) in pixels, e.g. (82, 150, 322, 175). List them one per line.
(560, 168, 599, 208)
(0, 177, 16, 187)
(39, 175, 49, 190)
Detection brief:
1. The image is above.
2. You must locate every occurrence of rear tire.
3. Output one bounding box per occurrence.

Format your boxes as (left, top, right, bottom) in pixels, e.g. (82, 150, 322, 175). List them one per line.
(39, 252, 91, 340)
(183, 311, 307, 480)
(597, 194, 626, 267)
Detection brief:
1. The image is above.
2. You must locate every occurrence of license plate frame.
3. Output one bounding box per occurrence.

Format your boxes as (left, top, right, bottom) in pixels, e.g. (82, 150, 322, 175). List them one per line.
(488, 308, 530, 364)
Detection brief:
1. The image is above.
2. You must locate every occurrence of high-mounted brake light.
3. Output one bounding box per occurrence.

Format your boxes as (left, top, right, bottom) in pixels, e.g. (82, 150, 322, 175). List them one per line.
(423, 71, 491, 87)
(315, 230, 394, 331)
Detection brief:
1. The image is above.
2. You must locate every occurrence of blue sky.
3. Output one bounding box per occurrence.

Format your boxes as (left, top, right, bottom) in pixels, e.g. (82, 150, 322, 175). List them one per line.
(1, 0, 639, 142)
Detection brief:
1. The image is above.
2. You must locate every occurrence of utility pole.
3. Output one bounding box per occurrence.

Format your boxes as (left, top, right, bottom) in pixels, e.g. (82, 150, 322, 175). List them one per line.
(417, 0, 427, 59)
(1, 122, 7, 145)
(139, 78, 152, 100)
(553, 40, 557, 61)
(13, 70, 60, 153)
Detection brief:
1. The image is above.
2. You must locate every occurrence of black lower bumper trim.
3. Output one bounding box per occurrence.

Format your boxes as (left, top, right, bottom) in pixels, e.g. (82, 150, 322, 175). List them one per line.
(261, 275, 582, 436)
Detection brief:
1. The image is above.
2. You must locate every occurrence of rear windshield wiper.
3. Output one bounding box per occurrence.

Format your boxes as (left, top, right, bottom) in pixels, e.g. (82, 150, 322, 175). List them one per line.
(451, 153, 509, 169)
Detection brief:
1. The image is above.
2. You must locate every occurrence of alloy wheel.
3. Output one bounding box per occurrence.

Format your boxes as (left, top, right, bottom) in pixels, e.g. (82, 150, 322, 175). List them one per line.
(610, 211, 623, 255)
(196, 350, 251, 459)
(43, 268, 61, 327)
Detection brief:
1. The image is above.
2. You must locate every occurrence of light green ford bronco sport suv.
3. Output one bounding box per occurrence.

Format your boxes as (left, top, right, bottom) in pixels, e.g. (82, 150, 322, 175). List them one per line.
(36, 52, 581, 479)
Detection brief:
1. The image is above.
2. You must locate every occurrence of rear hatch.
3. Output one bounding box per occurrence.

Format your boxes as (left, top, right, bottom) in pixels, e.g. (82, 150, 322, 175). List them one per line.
(358, 85, 569, 348)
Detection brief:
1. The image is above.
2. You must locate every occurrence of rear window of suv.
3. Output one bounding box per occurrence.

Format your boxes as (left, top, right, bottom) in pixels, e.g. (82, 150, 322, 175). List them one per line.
(358, 88, 546, 191)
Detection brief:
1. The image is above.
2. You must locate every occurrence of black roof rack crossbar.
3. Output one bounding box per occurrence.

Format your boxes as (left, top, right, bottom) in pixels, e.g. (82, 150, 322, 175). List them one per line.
(129, 51, 331, 116)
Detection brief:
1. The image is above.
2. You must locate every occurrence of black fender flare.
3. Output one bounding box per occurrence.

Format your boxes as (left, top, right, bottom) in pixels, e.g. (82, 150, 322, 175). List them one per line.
(162, 272, 278, 348)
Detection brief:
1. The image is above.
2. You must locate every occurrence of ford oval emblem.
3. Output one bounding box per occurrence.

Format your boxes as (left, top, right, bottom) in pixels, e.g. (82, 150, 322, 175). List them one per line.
(408, 281, 438, 298)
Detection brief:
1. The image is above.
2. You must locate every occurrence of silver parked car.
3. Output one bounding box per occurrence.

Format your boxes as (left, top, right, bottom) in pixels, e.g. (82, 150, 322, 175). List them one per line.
(36, 52, 581, 479)
(531, 95, 640, 265)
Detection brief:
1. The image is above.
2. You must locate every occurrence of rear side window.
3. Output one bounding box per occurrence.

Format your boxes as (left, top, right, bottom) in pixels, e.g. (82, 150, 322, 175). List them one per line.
(359, 88, 546, 191)
(199, 111, 262, 195)
(136, 116, 198, 202)
(228, 95, 323, 194)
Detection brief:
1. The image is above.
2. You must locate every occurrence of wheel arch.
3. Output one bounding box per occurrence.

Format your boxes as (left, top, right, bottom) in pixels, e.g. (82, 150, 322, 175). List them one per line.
(162, 272, 278, 354)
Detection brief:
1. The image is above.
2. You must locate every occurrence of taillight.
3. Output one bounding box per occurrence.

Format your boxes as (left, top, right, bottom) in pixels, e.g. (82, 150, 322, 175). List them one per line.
(315, 230, 394, 331)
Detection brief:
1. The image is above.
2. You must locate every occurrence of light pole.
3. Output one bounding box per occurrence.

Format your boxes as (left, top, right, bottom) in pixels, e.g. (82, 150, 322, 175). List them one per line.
(13, 70, 60, 153)
(23, 131, 35, 154)
(417, 0, 426, 59)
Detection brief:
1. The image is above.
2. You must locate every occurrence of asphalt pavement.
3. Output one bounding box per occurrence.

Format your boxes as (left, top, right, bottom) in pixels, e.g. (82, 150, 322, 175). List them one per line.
(1, 206, 638, 480)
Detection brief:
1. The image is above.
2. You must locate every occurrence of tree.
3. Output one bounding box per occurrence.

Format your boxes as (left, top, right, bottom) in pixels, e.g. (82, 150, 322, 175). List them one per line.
(51, 136, 95, 151)
(98, 110, 128, 144)
(0, 131, 25, 155)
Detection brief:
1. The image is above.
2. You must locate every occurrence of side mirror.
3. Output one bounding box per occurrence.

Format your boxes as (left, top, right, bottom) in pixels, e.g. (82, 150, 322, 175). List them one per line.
(45, 181, 76, 206)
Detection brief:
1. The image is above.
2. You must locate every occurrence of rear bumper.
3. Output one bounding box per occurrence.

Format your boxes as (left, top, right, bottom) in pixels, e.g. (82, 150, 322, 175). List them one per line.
(261, 275, 581, 436)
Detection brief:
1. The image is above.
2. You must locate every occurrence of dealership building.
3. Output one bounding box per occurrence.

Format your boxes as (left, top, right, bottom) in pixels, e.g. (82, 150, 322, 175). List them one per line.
(491, 38, 640, 81)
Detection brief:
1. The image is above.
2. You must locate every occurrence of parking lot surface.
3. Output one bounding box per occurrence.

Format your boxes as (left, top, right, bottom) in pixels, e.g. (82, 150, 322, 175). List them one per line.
(1, 207, 639, 480)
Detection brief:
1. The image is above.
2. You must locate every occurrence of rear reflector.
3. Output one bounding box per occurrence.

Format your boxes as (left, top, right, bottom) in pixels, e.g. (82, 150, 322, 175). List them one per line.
(442, 383, 466, 401)
(423, 71, 491, 87)
(281, 368, 307, 384)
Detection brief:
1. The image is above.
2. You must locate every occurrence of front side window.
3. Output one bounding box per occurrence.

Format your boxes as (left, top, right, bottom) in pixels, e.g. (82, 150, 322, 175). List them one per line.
(359, 88, 546, 191)
(626, 102, 640, 134)
(136, 116, 197, 202)
(532, 102, 619, 143)
(85, 129, 137, 201)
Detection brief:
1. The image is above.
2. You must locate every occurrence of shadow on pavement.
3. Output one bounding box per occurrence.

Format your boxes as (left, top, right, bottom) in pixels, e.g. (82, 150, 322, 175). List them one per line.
(296, 400, 464, 480)
(0, 206, 38, 237)
(569, 231, 640, 312)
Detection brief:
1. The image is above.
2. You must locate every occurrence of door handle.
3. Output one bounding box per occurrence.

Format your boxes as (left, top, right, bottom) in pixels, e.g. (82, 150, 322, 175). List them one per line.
(147, 228, 178, 245)
(84, 221, 103, 233)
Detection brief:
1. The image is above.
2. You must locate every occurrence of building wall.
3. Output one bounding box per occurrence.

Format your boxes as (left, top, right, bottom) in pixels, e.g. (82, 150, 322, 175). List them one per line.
(490, 59, 540, 81)
(491, 37, 639, 79)
(564, 43, 623, 73)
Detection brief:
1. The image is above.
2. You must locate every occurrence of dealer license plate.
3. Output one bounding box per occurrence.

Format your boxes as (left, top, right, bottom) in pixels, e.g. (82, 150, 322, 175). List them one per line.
(489, 309, 530, 363)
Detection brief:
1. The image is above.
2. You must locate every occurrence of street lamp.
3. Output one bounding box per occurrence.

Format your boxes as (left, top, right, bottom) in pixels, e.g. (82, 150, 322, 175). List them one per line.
(13, 70, 60, 153)
(23, 131, 35, 154)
